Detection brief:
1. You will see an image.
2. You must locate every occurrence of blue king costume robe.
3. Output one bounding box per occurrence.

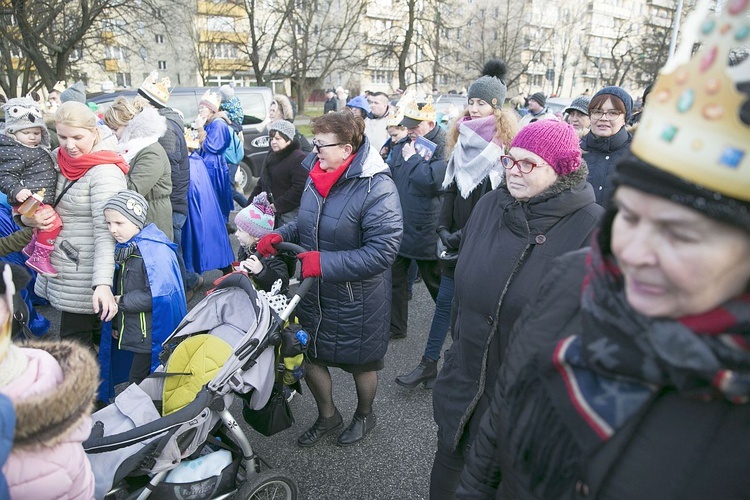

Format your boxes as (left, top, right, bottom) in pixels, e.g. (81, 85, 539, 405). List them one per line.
(182, 152, 234, 274)
(98, 224, 188, 401)
(199, 118, 234, 222)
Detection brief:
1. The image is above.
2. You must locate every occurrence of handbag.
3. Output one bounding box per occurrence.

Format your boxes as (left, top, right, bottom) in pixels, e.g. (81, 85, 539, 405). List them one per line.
(242, 380, 294, 436)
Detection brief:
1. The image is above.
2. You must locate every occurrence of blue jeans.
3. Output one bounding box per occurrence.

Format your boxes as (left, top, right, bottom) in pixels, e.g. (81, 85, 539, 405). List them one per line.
(173, 212, 199, 289)
(424, 274, 455, 361)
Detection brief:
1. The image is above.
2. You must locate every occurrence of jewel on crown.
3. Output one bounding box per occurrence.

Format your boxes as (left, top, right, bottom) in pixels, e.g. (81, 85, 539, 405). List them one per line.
(631, 0, 750, 201)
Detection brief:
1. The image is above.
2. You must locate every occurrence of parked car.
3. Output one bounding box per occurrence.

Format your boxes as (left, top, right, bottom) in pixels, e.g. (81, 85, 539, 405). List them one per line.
(89, 86, 274, 194)
(545, 97, 575, 117)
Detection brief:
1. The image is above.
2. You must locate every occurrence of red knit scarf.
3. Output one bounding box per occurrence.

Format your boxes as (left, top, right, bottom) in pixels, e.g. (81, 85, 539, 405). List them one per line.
(308, 155, 355, 198)
(57, 148, 130, 181)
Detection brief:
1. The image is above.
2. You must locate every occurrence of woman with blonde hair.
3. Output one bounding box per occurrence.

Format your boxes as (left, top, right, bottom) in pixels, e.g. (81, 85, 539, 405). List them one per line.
(396, 60, 518, 390)
(27, 101, 128, 349)
(103, 96, 173, 239)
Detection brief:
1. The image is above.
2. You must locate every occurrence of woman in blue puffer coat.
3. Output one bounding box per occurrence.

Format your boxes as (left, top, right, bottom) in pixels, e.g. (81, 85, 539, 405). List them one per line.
(257, 111, 403, 448)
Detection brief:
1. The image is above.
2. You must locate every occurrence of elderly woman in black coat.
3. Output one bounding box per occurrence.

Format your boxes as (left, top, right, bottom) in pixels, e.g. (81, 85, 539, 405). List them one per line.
(457, 6, 750, 494)
(257, 111, 402, 447)
(430, 119, 603, 497)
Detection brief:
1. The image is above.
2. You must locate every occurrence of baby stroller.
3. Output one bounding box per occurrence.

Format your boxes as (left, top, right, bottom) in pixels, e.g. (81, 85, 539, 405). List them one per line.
(84, 243, 312, 500)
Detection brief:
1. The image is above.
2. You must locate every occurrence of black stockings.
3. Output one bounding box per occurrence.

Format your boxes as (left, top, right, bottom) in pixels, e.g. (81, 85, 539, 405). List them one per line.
(303, 362, 378, 418)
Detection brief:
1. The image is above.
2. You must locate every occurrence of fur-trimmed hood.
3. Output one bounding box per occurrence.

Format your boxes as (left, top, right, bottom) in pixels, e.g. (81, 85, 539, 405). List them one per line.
(119, 107, 167, 144)
(11, 340, 98, 451)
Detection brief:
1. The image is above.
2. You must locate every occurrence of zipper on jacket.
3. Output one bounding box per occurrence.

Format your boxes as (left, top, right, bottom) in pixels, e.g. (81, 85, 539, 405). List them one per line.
(140, 312, 147, 341)
(118, 262, 126, 349)
(312, 189, 324, 358)
(346, 282, 354, 302)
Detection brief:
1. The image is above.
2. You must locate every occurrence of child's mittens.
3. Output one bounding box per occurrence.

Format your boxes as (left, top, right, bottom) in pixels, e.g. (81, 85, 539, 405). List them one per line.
(240, 255, 263, 274)
(256, 233, 282, 257)
(298, 251, 321, 278)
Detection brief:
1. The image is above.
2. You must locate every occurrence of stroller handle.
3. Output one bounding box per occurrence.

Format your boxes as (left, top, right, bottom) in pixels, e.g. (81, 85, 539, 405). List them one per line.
(273, 242, 315, 306)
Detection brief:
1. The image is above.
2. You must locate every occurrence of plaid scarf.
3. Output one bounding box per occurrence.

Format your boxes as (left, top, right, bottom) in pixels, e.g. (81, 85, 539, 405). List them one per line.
(508, 236, 750, 497)
(442, 115, 504, 198)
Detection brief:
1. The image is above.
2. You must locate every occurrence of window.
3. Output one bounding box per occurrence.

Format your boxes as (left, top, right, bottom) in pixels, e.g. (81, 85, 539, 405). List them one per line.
(206, 16, 235, 32)
(158, 60, 168, 69)
(101, 18, 125, 35)
(105, 45, 126, 60)
(155, 34, 165, 44)
(209, 43, 239, 59)
(115, 72, 131, 87)
(439, 74, 449, 85)
(139, 47, 148, 61)
(372, 70, 393, 84)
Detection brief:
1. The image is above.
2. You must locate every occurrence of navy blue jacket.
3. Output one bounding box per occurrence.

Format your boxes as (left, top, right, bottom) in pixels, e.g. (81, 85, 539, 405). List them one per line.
(581, 126, 631, 207)
(277, 139, 403, 365)
(158, 107, 190, 216)
(387, 125, 447, 260)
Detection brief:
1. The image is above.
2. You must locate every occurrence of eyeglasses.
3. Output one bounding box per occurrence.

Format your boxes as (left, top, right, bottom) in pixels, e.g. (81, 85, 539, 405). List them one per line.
(590, 109, 623, 121)
(312, 139, 344, 150)
(500, 155, 544, 174)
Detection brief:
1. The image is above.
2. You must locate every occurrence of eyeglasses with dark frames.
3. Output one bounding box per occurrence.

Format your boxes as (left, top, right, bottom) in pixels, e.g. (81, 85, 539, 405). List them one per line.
(312, 139, 344, 150)
(590, 109, 623, 121)
(500, 155, 544, 174)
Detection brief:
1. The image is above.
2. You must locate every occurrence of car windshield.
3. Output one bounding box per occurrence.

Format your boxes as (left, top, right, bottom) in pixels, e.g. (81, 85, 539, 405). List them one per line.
(236, 93, 267, 125)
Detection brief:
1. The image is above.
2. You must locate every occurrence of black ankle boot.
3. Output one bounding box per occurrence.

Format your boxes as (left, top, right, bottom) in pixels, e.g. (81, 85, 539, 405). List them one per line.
(337, 412, 377, 446)
(395, 357, 438, 388)
(297, 409, 343, 447)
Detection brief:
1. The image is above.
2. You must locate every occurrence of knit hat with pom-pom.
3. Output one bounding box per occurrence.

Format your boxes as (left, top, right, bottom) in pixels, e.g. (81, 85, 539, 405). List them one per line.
(234, 192, 276, 238)
(468, 60, 508, 108)
(510, 120, 582, 176)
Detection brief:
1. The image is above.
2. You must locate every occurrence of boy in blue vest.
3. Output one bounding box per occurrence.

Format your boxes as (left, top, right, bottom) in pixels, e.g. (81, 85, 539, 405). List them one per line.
(104, 190, 187, 384)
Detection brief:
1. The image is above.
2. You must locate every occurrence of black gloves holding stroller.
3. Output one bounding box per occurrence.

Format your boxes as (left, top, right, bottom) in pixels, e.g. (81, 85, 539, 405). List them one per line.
(437, 227, 461, 251)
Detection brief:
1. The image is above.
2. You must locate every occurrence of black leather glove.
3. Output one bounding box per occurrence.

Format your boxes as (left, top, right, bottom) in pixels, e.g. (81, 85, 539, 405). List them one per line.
(437, 227, 452, 247)
(446, 229, 462, 250)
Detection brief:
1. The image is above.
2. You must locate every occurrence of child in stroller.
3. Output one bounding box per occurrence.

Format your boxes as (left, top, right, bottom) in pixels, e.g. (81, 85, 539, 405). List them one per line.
(84, 243, 313, 500)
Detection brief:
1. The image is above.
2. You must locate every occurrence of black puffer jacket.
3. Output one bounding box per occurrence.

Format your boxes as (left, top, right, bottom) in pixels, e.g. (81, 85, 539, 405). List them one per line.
(432, 164, 603, 452)
(581, 126, 631, 206)
(0, 134, 56, 205)
(277, 140, 403, 365)
(250, 139, 308, 216)
(158, 107, 190, 216)
(458, 249, 750, 499)
(113, 247, 152, 354)
(387, 125, 447, 260)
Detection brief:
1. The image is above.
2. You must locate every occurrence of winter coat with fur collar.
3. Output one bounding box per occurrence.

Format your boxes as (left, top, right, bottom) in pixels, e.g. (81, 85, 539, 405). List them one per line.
(118, 107, 173, 239)
(1, 340, 98, 499)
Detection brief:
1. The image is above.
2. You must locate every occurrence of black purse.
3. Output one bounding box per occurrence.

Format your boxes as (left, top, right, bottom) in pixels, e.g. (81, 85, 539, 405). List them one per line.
(242, 380, 294, 436)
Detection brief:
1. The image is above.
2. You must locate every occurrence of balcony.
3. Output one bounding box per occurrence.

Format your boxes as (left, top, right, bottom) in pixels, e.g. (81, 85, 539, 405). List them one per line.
(196, 0, 245, 17)
(199, 30, 246, 44)
(104, 59, 120, 72)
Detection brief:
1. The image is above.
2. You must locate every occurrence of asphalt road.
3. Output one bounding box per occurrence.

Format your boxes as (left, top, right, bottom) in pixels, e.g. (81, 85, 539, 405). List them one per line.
(36, 230, 447, 500)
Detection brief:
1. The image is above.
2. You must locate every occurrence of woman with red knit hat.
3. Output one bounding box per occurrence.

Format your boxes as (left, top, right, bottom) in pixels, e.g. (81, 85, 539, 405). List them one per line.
(430, 119, 603, 496)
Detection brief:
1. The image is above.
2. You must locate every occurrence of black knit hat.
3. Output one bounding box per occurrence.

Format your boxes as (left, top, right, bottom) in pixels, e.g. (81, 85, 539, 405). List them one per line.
(529, 92, 546, 107)
(468, 60, 508, 108)
(615, 151, 750, 233)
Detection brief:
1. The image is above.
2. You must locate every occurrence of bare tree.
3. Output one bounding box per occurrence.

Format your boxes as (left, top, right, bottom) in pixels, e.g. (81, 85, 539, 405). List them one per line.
(286, 0, 368, 113)
(188, 4, 249, 85)
(584, 21, 639, 87)
(238, 0, 295, 86)
(552, 3, 587, 96)
(0, 0, 170, 96)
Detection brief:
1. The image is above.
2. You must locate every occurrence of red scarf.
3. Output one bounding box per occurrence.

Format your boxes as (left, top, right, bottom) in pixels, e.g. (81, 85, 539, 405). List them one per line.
(308, 155, 355, 198)
(57, 148, 130, 181)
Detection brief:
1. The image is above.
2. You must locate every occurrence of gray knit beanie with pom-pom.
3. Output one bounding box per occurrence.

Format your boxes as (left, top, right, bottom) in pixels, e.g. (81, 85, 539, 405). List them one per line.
(468, 60, 508, 108)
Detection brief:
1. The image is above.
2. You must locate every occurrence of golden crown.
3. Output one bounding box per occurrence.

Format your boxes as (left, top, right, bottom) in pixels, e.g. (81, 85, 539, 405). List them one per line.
(184, 129, 200, 150)
(631, 1, 750, 201)
(139, 70, 172, 106)
(199, 89, 221, 112)
(403, 95, 436, 122)
(52, 81, 66, 94)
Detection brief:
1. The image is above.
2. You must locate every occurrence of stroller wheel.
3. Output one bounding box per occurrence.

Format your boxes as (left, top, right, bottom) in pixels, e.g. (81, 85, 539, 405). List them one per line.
(238, 469, 299, 500)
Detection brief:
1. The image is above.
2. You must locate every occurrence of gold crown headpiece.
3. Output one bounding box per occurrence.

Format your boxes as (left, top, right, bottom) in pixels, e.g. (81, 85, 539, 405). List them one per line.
(199, 89, 221, 112)
(184, 129, 200, 151)
(631, 0, 750, 201)
(403, 95, 436, 122)
(139, 71, 172, 106)
(387, 96, 410, 127)
(52, 81, 66, 94)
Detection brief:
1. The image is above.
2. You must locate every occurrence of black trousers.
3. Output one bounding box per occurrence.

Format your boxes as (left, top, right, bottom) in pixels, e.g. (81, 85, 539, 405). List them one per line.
(60, 311, 102, 349)
(129, 352, 152, 384)
(390, 255, 441, 337)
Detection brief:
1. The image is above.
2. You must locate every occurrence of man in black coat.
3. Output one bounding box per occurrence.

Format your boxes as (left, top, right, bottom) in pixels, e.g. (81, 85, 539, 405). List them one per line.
(387, 98, 447, 339)
(323, 89, 339, 114)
